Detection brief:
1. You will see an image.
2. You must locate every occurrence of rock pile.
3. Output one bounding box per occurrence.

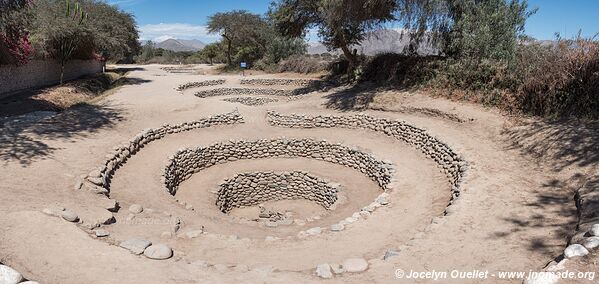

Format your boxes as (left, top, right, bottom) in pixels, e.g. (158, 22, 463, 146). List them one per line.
(176, 79, 226, 91)
(222, 97, 278, 106)
(194, 88, 304, 98)
(216, 171, 339, 213)
(163, 138, 394, 195)
(240, 78, 317, 86)
(79, 111, 244, 196)
(266, 111, 468, 209)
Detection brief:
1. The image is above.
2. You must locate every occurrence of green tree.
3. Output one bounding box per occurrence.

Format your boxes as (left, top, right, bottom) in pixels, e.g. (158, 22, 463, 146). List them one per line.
(200, 42, 222, 65)
(82, 0, 140, 63)
(396, 0, 534, 62)
(30, 0, 92, 84)
(207, 10, 268, 66)
(271, 0, 396, 69)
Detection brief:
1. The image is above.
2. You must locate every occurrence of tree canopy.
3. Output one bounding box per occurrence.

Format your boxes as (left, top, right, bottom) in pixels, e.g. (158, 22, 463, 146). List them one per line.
(270, 0, 397, 66)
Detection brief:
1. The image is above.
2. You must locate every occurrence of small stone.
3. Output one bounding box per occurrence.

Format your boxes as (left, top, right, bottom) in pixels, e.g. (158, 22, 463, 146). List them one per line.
(161, 231, 173, 239)
(315, 264, 333, 279)
(330, 223, 344, 232)
(95, 229, 110, 237)
(330, 263, 345, 274)
(383, 250, 399, 260)
(342, 258, 369, 273)
(129, 204, 143, 214)
(294, 219, 306, 226)
(591, 224, 599, 236)
(583, 237, 599, 249)
(564, 244, 589, 258)
(143, 244, 173, 260)
(185, 204, 194, 210)
(120, 239, 152, 255)
(0, 264, 23, 284)
(61, 210, 79, 222)
(306, 227, 322, 235)
(265, 236, 279, 241)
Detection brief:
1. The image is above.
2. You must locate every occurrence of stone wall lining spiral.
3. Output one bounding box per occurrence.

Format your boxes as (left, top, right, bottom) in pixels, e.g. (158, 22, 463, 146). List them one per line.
(240, 78, 317, 86)
(79, 111, 244, 195)
(216, 171, 339, 213)
(162, 138, 395, 196)
(176, 79, 226, 91)
(266, 111, 468, 209)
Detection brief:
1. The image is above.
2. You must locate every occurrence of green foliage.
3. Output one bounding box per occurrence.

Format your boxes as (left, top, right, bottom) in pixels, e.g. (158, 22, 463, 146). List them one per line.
(270, 0, 396, 66)
(81, 0, 140, 62)
(200, 42, 224, 65)
(207, 10, 268, 66)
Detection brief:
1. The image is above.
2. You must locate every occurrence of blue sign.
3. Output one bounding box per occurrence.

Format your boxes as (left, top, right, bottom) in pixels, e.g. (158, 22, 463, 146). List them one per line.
(240, 62, 247, 68)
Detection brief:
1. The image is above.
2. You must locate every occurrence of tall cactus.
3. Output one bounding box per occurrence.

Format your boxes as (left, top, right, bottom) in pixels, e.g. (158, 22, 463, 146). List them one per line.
(55, 0, 88, 84)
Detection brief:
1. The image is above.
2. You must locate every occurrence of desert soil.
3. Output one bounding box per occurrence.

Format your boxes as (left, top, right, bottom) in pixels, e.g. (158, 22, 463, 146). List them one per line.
(0, 64, 596, 283)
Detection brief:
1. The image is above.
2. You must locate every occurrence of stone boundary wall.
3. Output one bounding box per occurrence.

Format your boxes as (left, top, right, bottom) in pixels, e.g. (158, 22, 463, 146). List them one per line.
(163, 138, 395, 196)
(222, 97, 278, 106)
(240, 78, 317, 86)
(266, 111, 468, 209)
(0, 59, 103, 98)
(216, 171, 338, 213)
(572, 176, 599, 243)
(79, 111, 244, 196)
(176, 79, 226, 91)
(194, 88, 303, 98)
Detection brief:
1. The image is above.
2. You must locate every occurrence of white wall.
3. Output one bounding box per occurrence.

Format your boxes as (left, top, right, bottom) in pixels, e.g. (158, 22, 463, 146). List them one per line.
(0, 59, 103, 98)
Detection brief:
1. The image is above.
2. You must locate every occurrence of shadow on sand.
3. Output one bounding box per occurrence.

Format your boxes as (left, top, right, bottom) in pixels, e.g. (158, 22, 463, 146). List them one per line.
(0, 103, 125, 166)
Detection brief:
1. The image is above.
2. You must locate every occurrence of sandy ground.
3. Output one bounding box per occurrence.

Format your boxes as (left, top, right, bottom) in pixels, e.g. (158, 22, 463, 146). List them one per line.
(0, 64, 596, 283)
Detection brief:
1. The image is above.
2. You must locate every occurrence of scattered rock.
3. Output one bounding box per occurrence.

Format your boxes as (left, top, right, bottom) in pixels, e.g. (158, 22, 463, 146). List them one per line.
(342, 258, 369, 273)
(383, 250, 399, 261)
(330, 223, 344, 232)
(265, 236, 279, 241)
(129, 204, 143, 214)
(61, 210, 79, 222)
(564, 244, 589, 258)
(330, 263, 345, 274)
(316, 263, 333, 279)
(591, 224, 599, 236)
(306, 227, 322, 235)
(120, 239, 152, 255)
(0, 264, 23, 284)
(143, 244, 173, 260)
(160, 232, 173, 239)
(95, 229, 110, 237)
(582, 237, 599, 250)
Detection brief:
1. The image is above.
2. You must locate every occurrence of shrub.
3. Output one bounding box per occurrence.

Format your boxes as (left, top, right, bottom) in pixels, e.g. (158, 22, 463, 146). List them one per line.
(276, 55, 328, 74)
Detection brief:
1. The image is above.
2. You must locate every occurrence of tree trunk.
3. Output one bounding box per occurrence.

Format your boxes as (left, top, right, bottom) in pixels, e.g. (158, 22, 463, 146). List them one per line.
(340, 44, 357, 83)
(209, 57, 213, 65)
(60, 62, 65, 85)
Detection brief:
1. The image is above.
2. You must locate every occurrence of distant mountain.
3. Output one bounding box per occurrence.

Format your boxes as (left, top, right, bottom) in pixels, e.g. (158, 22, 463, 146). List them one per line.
(152, 39, 206, 52)
(307, 29, 437, 56)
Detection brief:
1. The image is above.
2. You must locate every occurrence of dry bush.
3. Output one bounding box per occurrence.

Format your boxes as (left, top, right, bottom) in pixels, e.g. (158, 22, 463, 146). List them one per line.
(515, 37, 599, 118)
(276, 55, 329, 74)
(360, 53, 440, 87)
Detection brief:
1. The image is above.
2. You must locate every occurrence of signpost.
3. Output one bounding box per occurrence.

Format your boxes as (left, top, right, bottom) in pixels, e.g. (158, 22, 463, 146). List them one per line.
(240, 61, 247, 76)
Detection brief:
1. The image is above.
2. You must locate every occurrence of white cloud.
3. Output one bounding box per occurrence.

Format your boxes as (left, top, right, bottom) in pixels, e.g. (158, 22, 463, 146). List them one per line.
(139, 23, 219, 42)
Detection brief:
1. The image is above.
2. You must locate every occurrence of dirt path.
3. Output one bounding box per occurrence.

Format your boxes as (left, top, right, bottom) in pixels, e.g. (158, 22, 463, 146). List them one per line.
(0, 64, 591, 283)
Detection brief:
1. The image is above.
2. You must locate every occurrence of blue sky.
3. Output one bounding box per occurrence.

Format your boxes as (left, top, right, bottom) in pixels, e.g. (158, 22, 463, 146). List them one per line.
(107, 0, 599, 43)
